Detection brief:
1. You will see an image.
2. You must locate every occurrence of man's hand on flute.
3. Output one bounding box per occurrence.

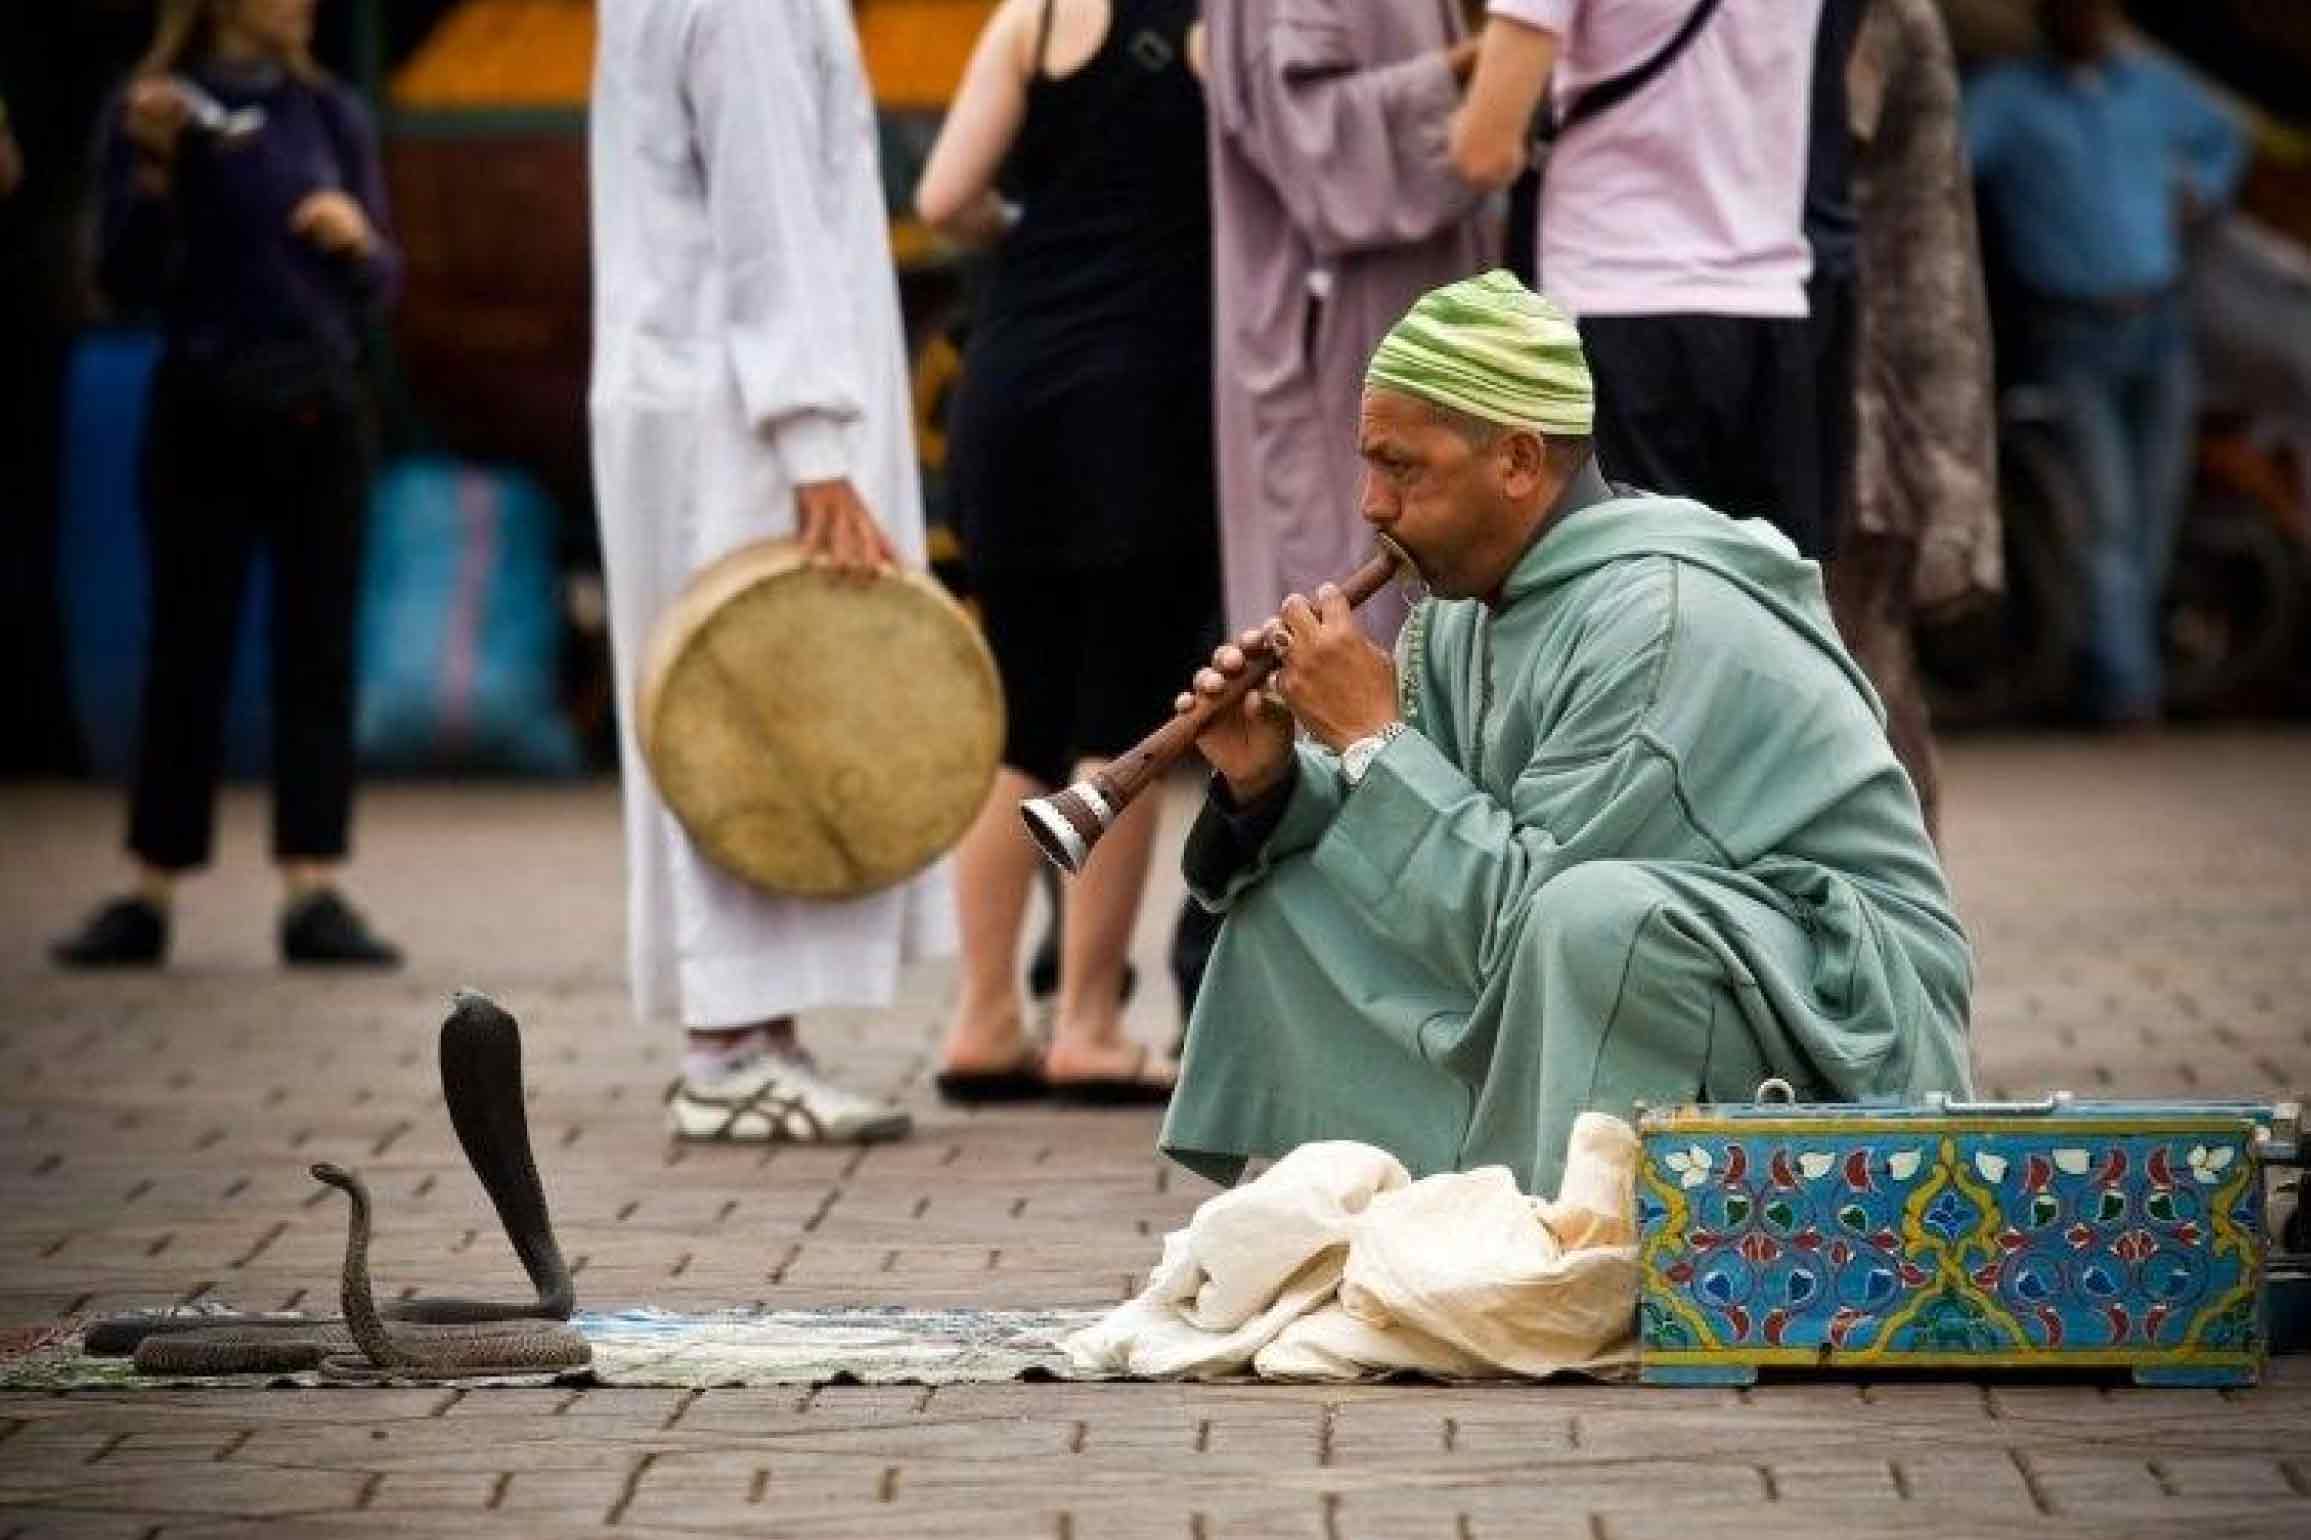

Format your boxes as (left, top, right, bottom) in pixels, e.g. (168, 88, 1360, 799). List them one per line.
(1176, 628, 1295, 803)
(1265, 583, 1401, 753)
(1176, 582, 1402, 800)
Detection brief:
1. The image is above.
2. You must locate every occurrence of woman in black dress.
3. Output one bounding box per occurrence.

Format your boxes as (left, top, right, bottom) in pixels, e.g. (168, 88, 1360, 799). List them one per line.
(918, 0, 1219, 1101)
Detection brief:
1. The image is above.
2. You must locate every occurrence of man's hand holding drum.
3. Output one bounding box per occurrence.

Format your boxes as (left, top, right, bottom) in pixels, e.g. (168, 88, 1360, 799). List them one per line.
(795, 477, 897, 580)
(1175, 582, 1400, 802)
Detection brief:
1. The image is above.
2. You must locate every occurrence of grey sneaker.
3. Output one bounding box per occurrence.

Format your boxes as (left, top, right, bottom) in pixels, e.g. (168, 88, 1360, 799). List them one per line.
(668, 1051, 911, 1144)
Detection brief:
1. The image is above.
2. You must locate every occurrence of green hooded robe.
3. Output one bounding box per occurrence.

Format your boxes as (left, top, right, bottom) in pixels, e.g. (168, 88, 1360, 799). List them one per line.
(1160, 491, 1976, 1195)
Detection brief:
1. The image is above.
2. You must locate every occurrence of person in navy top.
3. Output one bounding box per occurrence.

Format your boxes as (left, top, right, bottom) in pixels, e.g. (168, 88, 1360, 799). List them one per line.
(55, 0, 405, 970)
(1964, 0, 2246, 726)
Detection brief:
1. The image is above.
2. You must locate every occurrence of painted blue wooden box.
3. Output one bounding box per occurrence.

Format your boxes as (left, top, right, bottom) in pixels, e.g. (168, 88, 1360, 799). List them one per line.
(1636, 1092, 2298, 1387)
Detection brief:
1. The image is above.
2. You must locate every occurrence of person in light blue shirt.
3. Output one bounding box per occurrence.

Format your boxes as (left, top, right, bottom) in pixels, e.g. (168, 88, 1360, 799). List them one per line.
(1964, 0, 2245, 724)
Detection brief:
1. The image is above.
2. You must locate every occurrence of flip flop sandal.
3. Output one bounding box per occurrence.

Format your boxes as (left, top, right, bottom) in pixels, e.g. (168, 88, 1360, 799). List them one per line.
(1047, 1045, 1176, 1107)
(933, 1049, 1051, 1106)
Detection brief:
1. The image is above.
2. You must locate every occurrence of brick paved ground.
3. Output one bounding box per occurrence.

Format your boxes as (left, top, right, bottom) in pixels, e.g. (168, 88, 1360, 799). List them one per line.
(2, 730, 2307, 1538)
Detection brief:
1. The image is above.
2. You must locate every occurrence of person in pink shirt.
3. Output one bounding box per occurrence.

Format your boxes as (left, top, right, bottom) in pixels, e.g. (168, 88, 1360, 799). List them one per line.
(1449, 0, 1841, 558)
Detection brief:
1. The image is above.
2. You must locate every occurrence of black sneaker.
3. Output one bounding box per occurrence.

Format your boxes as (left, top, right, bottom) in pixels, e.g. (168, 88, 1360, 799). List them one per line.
(52, 897, 169, 969)
(280, 890, 403, 968)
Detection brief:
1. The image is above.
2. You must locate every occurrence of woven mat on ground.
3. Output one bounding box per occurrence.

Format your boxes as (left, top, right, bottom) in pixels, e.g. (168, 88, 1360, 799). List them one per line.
(0, 1307, 1104, 1391)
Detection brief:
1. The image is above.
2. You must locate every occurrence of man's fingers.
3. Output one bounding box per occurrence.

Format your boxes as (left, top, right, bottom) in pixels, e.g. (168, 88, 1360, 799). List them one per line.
(843, 513, 878, 580)
(837, 505, 868, 575)
(1213, 644, 1245, 675)
(1238, 627, 1265, 652)
(1316, 583, 1351, 626)
(1194, 668, 1226, 696)
(1279, 593, 1318, 639)
(1174, 691, 1194, 714)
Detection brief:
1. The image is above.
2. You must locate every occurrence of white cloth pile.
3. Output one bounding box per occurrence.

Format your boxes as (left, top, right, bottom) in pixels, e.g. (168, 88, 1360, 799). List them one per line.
(1065, 1113, 1641, 1381)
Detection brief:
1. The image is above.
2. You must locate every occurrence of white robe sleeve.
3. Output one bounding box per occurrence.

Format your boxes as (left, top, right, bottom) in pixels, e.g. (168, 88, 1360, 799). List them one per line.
(686, 0, 866, 484)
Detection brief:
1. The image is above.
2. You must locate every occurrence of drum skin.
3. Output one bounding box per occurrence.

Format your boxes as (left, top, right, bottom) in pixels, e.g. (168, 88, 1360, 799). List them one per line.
(638, 540, 1002, 898)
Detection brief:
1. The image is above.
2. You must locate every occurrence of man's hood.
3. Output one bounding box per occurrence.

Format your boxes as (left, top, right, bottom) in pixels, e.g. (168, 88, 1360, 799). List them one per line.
(1500, 493, 1880, 712)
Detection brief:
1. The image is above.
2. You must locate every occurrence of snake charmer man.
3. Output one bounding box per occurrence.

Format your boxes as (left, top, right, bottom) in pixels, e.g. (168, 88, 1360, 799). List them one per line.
(1161, 271, 1974, 1196)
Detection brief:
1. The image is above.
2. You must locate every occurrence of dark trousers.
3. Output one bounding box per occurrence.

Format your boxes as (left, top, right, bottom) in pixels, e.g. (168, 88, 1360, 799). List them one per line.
(1808, 270, 1859, 556)
(1579, 310, 1834, 559)
(127, 359, 374, 870)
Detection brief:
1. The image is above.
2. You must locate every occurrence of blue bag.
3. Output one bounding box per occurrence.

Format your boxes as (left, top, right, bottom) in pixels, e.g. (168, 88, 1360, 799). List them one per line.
(356, 457, 583, 776)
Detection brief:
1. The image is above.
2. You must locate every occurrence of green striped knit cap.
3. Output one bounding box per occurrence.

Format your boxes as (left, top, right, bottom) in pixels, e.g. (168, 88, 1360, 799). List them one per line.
(1364, 269, 1593, 435)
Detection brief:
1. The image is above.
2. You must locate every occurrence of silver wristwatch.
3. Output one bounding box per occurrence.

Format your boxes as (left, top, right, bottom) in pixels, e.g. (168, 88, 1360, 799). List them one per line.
(1339, 721, 1408, 788)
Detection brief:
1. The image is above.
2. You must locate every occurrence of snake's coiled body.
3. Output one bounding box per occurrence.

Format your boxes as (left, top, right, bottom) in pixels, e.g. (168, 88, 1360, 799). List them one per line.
(101, 992, 587, 1379)
(309, 1162, 589, 1381)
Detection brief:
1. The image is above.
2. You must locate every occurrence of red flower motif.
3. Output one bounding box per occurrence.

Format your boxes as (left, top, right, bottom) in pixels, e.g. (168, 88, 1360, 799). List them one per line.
(2113, 1230, 2157, 1263)
(1771, 1149, 1800, 1191)
(1763, 1309, 1789, 1346)
(2095, 1148, 2128, 1186)
(2024, 1154, 2051, 1193)
(2144, 1303, 2171, 1342)
(1792, 1230, 1823, 1252)
(1972, 1263, 2002, 1290)
(1996, 1228, 2027, 1253)
(2065, 1223, 2095, 1251)
(1829, 1240, 1852, 1267)
(2172, 1222, 2202, 1246)
(1898, 1262, 1930, 1288)
(1870, 1230, 1901, 1253)
(2035, 1306, 2065, 1347)
(1691, 1230, 1724, 1250)
(1722, 1145, 1749, 1186)
(1722, 1305, 1752, 1341)
(1665, 1260, 1694, 1284)
(2147, 1147, 2176, 1189)
(2105, 1303, 2132, 1343)
(1739, 1232, 1781, 1263)
(1842, 1149, 1874, 1192)
(1827, 1308, 1866, 1349)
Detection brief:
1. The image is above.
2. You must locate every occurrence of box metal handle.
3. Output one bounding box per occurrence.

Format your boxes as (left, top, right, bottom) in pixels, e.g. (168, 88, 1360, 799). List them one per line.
(1923, 1092, 2076, 1116)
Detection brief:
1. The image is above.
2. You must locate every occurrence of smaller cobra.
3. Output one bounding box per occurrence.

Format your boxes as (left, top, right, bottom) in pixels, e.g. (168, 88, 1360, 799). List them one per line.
(308, 1163, 590, 1382)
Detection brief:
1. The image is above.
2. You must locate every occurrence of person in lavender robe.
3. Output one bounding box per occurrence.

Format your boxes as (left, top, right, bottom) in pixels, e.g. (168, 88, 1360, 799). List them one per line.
(1202, 0, 1497, 648)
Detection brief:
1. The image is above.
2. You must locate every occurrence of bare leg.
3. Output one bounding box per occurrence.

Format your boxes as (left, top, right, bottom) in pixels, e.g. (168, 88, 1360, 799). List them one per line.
(135, 865, 178, 910)
(937, 768, 1046, 1072)
(277, 859, 335, 903)
(1046, 757, 1172, 1085)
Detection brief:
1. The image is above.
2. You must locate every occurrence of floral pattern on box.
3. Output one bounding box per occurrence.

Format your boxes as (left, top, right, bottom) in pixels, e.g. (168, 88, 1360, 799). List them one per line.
(1637, 1121, 2266, 1383)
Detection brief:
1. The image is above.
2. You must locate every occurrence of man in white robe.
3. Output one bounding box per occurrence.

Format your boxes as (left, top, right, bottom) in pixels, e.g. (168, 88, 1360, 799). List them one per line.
(590, 0, 957, 1142)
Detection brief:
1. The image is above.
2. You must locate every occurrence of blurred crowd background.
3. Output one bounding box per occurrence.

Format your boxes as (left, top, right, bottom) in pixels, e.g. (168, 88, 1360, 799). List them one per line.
(2, 0, 2307, 791)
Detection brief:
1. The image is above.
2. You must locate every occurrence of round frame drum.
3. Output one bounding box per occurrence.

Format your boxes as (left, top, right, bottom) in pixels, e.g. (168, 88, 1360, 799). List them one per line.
(638, 540, 1002, 898)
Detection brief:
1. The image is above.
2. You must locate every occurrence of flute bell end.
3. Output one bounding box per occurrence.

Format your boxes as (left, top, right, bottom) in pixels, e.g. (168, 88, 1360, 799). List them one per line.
(1018, 782, 1116, 875)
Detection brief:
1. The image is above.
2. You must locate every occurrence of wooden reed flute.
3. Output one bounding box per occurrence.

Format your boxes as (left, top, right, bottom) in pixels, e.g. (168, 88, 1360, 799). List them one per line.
(1019, 543, 1409, 874)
